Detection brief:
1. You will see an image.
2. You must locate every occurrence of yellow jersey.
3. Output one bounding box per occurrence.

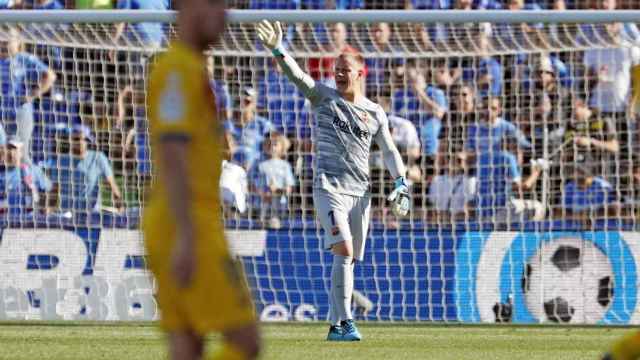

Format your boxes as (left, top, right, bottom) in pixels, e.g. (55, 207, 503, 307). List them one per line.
(146, 40, 224, 226)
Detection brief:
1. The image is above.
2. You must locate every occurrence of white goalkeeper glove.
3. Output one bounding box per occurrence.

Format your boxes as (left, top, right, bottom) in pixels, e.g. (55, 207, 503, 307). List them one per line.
(387, 176, 410, 217)
(530, 158, 551, 171)
(256, 19, 283, 52)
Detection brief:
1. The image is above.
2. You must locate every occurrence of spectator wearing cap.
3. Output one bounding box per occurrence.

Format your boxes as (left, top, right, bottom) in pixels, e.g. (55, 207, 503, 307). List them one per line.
(465, 97, 532, 155)
(44, 125, 123, 215)
(558, 97, 619, 180)
(224, 87, 274, 169)
(534, 55, 570, 106)
(0, 138, 52, 215)
(0, 28, 57, 162)
(519, 55, 571, 158)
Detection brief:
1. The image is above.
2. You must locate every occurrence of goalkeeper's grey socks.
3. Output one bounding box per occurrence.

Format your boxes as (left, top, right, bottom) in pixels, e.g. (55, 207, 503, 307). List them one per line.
(331, 254, 354, 322)
(328, 281, 340, 326)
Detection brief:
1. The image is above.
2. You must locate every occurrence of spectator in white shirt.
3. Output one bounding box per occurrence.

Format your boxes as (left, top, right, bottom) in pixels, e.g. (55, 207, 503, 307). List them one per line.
(428, 151, 477, 220)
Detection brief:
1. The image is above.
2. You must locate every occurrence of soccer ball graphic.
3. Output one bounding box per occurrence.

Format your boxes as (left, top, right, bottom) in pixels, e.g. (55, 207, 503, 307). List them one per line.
(521, 237, 614, 324)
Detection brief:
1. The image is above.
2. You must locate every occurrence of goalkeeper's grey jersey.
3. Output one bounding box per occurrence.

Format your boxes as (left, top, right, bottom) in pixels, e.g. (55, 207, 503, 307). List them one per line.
(274, 47, 405, 197)
(312, 86, 386, 196)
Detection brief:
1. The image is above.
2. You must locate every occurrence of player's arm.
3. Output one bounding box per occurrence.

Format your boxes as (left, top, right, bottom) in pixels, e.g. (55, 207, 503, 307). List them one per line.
(256, 20, 319, 102)
(408, 69, 446, 119)
(375, 110, 409, 217)
(150, 68, 197, 288)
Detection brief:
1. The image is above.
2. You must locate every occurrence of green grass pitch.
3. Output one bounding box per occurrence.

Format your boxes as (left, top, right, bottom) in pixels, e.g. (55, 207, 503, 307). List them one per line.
(0, 322, 631, 359)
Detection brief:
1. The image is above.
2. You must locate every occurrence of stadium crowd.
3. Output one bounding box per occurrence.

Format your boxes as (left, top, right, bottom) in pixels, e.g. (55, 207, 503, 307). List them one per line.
(0, 0, 639, 229)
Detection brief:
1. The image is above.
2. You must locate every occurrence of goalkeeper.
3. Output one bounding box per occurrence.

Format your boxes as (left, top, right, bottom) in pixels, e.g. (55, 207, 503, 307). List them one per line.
(257, 20, 409, 342)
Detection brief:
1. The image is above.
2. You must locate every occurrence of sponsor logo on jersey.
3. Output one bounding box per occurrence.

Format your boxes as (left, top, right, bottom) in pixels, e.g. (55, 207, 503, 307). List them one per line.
(332, 116, 370, 140)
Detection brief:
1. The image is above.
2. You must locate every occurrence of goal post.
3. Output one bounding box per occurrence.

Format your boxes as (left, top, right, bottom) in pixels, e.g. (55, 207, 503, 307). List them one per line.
(0, 10, 639, 324)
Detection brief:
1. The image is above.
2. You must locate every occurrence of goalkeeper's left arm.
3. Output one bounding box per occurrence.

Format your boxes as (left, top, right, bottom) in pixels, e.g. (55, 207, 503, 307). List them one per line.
(375, 110, 409, 217)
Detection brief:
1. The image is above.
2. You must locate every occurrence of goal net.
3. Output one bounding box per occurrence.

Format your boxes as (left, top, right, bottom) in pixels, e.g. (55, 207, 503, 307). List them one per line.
(1, 10, 640, 324)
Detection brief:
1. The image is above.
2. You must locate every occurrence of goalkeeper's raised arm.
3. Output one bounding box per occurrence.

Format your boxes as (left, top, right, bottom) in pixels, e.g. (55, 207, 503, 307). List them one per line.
(256, 20, 318, 101)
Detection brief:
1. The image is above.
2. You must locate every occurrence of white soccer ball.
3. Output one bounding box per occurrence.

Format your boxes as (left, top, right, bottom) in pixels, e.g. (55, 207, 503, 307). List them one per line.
(522, 237, 614, 324)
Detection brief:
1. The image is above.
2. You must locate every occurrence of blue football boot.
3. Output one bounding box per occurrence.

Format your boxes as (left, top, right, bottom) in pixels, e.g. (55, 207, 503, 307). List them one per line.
(326, 325, 343, 341)
(340, 319, 362, 341)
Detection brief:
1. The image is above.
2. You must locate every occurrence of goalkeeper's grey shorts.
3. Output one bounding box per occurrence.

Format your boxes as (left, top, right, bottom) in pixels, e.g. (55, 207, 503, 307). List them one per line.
(313, 188, 371, 261)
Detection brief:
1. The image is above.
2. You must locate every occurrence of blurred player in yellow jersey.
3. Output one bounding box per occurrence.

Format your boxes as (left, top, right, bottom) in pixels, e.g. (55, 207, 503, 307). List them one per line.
(603, 332, 640, 360)
(144, 0, 260, 359)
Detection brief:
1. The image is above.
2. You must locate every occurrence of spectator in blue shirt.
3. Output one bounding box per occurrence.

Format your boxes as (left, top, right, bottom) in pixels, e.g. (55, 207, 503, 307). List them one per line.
(206, 56, 233, 120)
(0, 29, 57, 162)
(466, 97, 532, 154)
(0, 124, 6, 148)
(476, 150, 546, 222)
(251, 132, 295, 229)
(464, 34, 503, 97)
(0, 138, 52, 215)
(224, 87, 274, 169)
(563, 166, 614, 217)
(407, 66, 449, 157)
(114, 0, 169, 47)
(45, 125, 122, 214)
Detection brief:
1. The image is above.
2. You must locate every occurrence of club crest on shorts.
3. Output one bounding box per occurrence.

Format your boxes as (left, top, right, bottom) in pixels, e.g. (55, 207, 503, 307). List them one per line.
(331, 226, 340, 236)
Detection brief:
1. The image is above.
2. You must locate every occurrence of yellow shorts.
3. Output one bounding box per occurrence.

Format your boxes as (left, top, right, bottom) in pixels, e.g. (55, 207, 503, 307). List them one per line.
(143, 211, 255, 335)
